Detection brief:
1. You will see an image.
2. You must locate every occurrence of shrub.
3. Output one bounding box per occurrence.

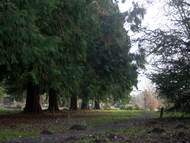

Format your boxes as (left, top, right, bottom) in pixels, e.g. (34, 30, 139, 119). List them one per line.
(134, 103, 140, 110)
(103, 103, 110, 109)
(125, 105, 133, 110)
(119, 105, 126, 110)
(105, 108, 120, 110)
(120, 105, 134, 110)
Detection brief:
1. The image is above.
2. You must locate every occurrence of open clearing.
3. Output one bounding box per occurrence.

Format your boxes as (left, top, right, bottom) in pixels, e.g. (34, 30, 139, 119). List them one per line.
(1, 109, 190, 143)
(0, 109, 141, 142)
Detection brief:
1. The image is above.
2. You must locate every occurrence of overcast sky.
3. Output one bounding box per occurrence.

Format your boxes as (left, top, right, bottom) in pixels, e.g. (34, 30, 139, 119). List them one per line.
(117, 0, 167, 94)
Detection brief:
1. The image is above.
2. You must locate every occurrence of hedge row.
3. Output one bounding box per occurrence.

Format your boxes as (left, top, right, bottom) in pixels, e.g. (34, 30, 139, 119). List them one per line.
(120, 103, 141, 110)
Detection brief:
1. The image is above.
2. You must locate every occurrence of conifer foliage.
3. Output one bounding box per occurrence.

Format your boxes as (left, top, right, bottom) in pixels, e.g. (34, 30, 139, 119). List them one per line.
(141, 0, 190, 114)
(0, 0, 146, 113)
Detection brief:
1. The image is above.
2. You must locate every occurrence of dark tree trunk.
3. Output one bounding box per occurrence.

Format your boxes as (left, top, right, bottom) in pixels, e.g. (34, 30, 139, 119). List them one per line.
(70, 96, 77, 110)
(24, 82, 42, 113)
(62, 99, 66, 107)
(81, 101, 90, 110)
(48, 88, 60, 111)
(81, 101, 86, 110)
(95, 99, 100, 109)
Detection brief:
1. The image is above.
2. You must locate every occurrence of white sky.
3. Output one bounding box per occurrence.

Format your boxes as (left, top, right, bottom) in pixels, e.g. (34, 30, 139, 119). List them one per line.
(117, 0, 167, 94)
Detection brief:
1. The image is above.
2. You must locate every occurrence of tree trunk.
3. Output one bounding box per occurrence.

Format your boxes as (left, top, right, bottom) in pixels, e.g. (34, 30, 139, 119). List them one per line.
(95, 99, 100, 109)
(48, 88, 60, 111)
(24, 82, 42, 113)
(81, 101, 90, 110)
(62, 99, 66, 107)
(70, 96, 77, 110)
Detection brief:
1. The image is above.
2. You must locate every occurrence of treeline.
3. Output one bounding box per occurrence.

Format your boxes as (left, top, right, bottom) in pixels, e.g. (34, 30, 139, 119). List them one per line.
(138, 0, 190, 114)
(0, 0, 145, 113)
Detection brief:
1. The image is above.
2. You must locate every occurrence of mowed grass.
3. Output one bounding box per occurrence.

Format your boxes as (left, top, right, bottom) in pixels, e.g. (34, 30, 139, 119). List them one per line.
(146, 110, 189, 118)
(85, 110, 142, 127)
(0, 109, 142, 143)
(0, 106, 67, 114)
(0, 107, 20, 111)
(0, 107, 22, 115)
(0, 130, 40, 143)
(145, 110, 160, 116)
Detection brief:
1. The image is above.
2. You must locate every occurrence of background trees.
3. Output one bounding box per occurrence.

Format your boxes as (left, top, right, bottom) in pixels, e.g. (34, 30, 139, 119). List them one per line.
(143, 90, 158, 110)
(139, 0, 190, 114)
(130, 90, 159, 110)
(130, 80, 160, 110)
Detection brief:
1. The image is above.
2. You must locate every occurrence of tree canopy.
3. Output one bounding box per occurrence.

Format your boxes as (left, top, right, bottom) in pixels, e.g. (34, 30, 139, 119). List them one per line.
(0, 0, 146, 112)
(139, 0, 190, 114)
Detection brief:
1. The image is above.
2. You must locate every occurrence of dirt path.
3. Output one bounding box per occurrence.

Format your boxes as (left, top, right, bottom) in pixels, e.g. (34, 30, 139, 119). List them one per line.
(4, 111, 158, 143)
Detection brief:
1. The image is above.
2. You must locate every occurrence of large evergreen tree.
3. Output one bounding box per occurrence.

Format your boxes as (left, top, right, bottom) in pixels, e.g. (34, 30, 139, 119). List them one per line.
(1, 0, 146, 113)
(79, 0, 146, 106)
(1, 0, 97, 112)
(0, 0, 60, 112)
(140, 0, 190, 114)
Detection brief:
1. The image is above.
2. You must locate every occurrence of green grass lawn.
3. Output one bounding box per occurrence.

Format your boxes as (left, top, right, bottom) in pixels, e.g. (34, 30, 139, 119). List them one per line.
(0, 105, 84, 111)
(0, 109, 143, 142)
(145, 110, 159, 115)
(85, 110, 142, 127)
(0, 130, 40, 143)
(1, 109, 188, 143)
(0, 107, 18, 111)
(0, 107, 22, 115)
(146, 110, 189, 118)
